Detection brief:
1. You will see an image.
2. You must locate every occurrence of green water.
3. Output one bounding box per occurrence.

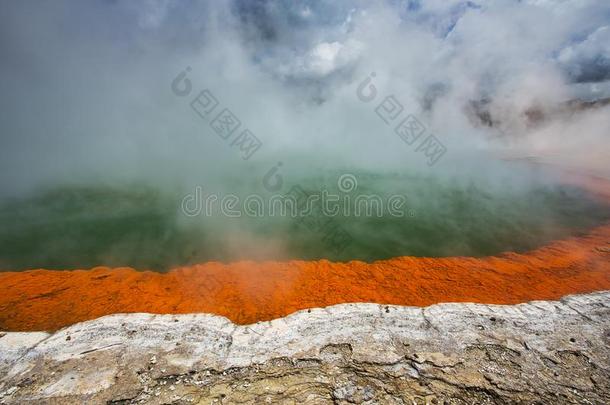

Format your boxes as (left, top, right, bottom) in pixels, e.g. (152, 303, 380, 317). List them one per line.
(0, 172, 608, 271)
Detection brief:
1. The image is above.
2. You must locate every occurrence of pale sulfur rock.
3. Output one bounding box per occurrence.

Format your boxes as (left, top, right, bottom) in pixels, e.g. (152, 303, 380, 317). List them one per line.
(0, 291, 609, 404)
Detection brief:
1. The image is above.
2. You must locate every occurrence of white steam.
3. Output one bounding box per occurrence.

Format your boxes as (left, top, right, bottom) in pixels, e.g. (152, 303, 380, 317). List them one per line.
(0, 0, 609, 198)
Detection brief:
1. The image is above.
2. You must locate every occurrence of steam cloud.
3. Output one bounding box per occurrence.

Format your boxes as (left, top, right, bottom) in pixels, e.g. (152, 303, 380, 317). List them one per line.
(0, 0, 610, 268)
(1, 0, 609, 197)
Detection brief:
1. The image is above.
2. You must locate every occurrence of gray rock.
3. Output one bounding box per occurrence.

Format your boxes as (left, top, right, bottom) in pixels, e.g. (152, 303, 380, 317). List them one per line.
(1, 291, 609, 404)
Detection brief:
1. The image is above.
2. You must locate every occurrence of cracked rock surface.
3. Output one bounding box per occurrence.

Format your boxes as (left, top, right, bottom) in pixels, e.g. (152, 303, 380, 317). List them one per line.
(1, 291, 609, 404)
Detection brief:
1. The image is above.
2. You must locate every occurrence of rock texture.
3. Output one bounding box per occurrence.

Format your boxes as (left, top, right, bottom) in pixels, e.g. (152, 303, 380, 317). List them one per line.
(1, 291, 609, 404)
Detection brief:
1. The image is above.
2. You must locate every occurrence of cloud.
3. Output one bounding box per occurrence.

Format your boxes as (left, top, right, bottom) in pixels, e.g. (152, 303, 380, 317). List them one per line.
(559, 26, 610, 82)
(1, 0, 610, 198)
(271, 40, 363, 79)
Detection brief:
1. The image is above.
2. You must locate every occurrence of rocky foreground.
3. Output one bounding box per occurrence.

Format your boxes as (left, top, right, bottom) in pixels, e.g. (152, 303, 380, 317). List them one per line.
(1, 292, 609, 404)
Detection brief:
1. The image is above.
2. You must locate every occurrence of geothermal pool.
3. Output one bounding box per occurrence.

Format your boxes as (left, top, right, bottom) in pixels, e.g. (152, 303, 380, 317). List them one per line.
(0, 170, 609, 272)
(1, 167, 609, 332)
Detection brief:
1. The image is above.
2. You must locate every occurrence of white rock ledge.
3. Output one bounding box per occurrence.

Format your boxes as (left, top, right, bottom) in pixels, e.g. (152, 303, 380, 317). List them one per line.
(1, 291, 609, 404)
